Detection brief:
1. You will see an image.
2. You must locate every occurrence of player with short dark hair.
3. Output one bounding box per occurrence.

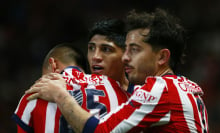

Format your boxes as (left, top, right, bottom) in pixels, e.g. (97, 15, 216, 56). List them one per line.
(25, 8, 208, 133)
(87, 18, 132, 91)
(12, 43, 88, 133)
(42, 43, 87, 74)
(13, 19, 137, 133)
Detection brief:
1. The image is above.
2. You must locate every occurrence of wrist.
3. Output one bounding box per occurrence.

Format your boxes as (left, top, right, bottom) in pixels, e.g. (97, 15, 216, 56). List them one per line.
(54, 90, 70, 103)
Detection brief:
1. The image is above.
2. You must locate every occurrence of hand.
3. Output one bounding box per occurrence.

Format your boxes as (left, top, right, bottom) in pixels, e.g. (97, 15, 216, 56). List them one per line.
(25, 73, 68, 102)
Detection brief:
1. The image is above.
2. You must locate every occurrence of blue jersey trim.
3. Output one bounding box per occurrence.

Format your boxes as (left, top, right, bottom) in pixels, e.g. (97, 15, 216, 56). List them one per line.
(60, 66, 82, 74)
(82, 116, 99, 133)
(127, 83, 135, 94)
(11, 114, 34, 133)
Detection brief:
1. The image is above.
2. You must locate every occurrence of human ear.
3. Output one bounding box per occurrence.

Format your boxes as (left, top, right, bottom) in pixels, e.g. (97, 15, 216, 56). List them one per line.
(157, 49, 170, 65)
(49, 57, 57, 72)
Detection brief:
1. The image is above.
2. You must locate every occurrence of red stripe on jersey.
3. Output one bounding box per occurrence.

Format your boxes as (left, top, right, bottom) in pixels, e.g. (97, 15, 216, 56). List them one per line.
(188, 94, 202, 132)
(167, 78, 190, 131)
(17, 124, 26, 133)
(108, 78, 130, 104)
(54, 108, 62, 133)
(130, 88, 169, 133)
(145, 78, 157, 92)
(16, 94, 31, 119)
(81, 86, 88, 112)
(95, 100, 142, 133)
(32, 99, 48, 133)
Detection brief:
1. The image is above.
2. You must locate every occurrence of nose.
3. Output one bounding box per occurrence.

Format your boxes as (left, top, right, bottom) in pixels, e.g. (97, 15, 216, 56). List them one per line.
(92, 49, 102, 62)
(122, 49, 130, 63)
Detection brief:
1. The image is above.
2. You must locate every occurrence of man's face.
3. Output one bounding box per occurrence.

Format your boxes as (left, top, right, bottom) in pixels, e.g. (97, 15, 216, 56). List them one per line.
(87, 34, 124, 81)
(122, 28, 158, 85)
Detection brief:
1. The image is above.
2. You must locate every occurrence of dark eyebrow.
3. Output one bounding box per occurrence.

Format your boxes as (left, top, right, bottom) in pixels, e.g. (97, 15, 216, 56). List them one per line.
(129, 43, 141, 47)
(88, 42, 95, 45)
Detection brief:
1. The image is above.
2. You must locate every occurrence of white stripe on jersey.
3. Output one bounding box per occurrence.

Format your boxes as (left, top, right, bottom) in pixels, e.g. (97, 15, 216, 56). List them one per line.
(15, 95, 25, 114)
(111, 77, 166, 132)
(21, 99, 37, 125)
(151, 111, 171, 127)
(89, 77, 119, 119)
(45, 102, 57, 132)
(173, 79, 198, 132)
(103, 76, 119, 113)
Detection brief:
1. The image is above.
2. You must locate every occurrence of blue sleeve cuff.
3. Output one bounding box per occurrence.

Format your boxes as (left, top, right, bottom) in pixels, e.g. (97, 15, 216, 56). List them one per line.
(82, 116, 99, 133)
(11, 114, 34, 133)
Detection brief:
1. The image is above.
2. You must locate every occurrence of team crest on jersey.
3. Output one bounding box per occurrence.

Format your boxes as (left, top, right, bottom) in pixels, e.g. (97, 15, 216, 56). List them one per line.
(133, 90, 157, 103)
(177, 76, 203, 95)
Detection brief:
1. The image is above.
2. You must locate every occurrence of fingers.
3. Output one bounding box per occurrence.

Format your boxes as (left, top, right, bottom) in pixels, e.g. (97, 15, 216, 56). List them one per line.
(27, 93, 40, 100)
(25, 85, 41, 94)
(26, 79, 48, 94)
(34, 73, 62, 84)
(43, 73, 62, 80)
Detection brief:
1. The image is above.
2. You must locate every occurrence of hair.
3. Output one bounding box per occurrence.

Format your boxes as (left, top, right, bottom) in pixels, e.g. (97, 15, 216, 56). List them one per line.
(43, 43, 88, 72)
(88, 18, 126, 49)
(126, 8, 187, 72)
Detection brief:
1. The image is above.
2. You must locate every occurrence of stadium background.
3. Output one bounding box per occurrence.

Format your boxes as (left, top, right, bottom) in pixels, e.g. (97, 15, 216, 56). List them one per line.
(0, 0, 219, 132)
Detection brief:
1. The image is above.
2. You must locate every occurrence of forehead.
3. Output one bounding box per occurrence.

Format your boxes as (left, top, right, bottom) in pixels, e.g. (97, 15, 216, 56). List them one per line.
(89, 34, 117, 48)
(125, 28, 150, 46)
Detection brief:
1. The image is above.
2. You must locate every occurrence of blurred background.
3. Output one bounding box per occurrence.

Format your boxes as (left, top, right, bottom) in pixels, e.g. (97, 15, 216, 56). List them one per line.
(0, 0, 220, 132)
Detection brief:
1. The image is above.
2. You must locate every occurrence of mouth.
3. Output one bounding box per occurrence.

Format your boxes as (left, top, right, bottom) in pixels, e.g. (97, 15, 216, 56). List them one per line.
(124, 65, 133, 74)
(91, 65, 104, 74)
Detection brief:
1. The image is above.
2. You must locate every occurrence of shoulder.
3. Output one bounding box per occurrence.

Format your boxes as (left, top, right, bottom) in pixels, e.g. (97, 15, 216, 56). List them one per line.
(143, 76, 167, 92)
(14, 94, 38, 123)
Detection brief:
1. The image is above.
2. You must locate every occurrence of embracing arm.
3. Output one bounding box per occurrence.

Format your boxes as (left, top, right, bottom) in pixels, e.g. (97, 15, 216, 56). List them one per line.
(26, 73, 92, 133)
(54, 88, 92, 133)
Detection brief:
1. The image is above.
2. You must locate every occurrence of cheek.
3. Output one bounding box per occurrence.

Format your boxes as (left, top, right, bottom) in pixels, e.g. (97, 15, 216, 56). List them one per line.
(87, 55, 92, 65)
(110, 58, 120, 65)
(135, 54, 152, 72)
(108, 57, 123, 69)
(140, 55, 156, 74)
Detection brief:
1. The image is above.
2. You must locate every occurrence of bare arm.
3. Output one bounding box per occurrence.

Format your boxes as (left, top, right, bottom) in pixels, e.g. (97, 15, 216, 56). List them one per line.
(54, 88, 91, 133)
(26, 73, 92, 133)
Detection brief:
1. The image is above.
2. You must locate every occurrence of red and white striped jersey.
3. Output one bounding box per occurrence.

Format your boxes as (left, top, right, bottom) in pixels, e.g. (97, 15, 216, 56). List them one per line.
(84, 74, 209, 133)
(12, 66, 132, 133)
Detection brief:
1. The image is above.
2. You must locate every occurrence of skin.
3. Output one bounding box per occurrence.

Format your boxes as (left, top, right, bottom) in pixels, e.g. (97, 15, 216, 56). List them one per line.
(88, 34, 128, 90)
(26, 28, 174, 133)
(123, 29, 157, 85)
(42, 57, 73, 75)
(122, 28, 173, 85)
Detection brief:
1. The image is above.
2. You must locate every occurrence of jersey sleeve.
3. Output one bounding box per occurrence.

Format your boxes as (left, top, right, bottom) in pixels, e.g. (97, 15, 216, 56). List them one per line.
(12, 94, 35, 133)
(83, 77, 169, 133)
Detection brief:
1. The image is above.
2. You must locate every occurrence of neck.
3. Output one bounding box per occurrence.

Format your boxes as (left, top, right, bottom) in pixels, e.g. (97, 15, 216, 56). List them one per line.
(156, 66, 174, 77)
(121, 76, 129, 91)
(115, 74, 129, 91)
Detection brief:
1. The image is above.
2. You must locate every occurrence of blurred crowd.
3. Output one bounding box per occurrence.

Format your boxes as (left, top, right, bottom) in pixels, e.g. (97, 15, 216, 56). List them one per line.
(0, 0, 220, 132)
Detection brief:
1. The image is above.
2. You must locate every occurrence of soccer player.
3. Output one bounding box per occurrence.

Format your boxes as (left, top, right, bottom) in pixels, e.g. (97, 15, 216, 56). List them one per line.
(12, 43, 88, 132)
(87, 18, 134, 92)
(26, 8, 209, 133)
(13, 19, 138, 133)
